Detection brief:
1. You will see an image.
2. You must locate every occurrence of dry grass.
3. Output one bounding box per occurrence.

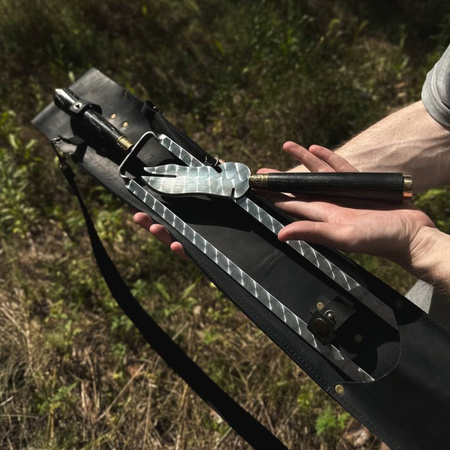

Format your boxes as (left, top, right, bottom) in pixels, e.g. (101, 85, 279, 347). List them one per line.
(0, 205, 381, 449)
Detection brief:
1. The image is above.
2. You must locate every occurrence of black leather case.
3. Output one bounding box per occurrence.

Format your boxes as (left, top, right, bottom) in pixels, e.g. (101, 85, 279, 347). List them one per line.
(32, 69, 450, 450)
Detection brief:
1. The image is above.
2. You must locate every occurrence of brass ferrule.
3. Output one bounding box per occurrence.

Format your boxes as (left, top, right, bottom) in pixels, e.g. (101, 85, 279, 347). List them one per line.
(116, 135, 134, 153)
(249, 174, 269, 189)
(403, 175, 413, 199)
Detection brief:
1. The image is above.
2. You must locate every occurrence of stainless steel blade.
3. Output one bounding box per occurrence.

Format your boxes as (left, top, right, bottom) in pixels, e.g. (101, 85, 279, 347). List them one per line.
(143, 162, 251, 198)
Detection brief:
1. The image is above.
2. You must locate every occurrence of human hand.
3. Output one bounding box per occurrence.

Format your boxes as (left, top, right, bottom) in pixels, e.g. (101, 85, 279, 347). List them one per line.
(134, 212, 187, 259)
(134, 140, 398, 260)
(259, 141, 436, 272)
(134, 140, 437, 276)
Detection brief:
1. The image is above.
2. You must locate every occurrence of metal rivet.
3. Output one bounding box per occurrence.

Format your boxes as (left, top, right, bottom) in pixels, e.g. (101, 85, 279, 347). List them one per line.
(73, 102, 82, 110)
(335, 384, 345, 395)
(123, 121, 129, 128)
(111, 113, 117, 119)
(316, 301, 325, 311)
(313, 317, 329, 335)
(325, 310, 336, 322)
(354, 333, 363, 343)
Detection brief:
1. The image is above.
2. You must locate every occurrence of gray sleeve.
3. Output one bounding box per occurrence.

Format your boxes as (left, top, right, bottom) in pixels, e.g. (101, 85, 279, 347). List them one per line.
(421, 44, 450, 128)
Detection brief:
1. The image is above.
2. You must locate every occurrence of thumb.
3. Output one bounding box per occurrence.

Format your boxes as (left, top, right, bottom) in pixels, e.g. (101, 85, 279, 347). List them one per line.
(257, 168, 281, 174)
(279, 221, 356, 252)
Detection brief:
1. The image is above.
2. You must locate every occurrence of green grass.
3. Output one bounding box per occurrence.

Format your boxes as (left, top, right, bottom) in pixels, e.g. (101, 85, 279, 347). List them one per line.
(1, 0, 450, 448)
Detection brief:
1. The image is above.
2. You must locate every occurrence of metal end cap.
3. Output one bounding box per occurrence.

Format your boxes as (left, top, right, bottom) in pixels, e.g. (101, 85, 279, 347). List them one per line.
(403, 175, 413, 199)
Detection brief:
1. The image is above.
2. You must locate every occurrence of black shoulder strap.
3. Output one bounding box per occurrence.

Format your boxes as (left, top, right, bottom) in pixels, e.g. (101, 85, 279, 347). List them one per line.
(56, 150, 288, 450)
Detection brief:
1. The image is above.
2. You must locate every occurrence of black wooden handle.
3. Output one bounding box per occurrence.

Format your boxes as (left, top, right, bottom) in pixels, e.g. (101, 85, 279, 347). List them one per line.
(54, 88, 133, 152)
(249, 172, 412, 203)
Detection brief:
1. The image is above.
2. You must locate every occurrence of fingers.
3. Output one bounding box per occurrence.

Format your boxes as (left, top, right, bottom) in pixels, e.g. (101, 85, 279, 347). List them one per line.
(283, 141, 335, 173)
(278, 220, 356, 252)
(308, 145, 358, 172)
(133, 212, 187, 259)
(134, 212, 153, 229)
(149, 224, 174, 247)
(264, 191, 347, 222)
(256, 168, 281, 174)
(170, 242, 188, 259)
(260, 141, 354, 176)
(283, 141, 358, 173)
(134, 212, 171, 246)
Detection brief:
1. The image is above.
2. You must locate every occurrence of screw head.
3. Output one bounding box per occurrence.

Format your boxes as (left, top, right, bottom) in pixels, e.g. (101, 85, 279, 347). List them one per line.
(325, 310, 336, 322)
(335, 384, 345, 395)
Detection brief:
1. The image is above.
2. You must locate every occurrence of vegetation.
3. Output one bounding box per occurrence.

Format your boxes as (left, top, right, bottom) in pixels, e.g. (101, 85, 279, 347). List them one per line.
(1, 0, 450, 448)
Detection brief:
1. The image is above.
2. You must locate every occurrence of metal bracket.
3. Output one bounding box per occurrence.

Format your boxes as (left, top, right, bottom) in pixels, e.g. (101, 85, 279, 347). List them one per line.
(118, 131, 156, 180)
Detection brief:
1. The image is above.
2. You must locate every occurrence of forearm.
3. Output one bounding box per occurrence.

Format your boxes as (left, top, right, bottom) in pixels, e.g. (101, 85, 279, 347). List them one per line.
(408, 226, 450, 294)
(332, 101, 450, 193)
